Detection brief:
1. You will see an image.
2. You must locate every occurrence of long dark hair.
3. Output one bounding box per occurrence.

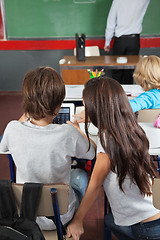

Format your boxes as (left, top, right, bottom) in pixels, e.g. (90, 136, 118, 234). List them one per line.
(83, 77, 156, 195)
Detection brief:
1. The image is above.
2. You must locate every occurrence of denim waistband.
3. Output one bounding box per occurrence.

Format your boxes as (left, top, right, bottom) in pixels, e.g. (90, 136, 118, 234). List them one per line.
(134, 217, 160, 226)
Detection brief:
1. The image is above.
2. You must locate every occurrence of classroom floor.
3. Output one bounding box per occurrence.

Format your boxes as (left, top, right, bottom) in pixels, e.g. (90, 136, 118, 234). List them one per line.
(0, 91, 117, 240)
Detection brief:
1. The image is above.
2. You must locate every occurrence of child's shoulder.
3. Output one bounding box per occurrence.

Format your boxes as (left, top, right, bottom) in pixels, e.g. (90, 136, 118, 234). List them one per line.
(146, 89, 160, 96)
(3, 120, 20, 134)
(140, 88, 160, 96)
(6, 120, 19, 127)
(60, 123, 79, 133)
(60, 123, 82, 138)
(51, 122, 79, 134)
(149, 89, 160, 93)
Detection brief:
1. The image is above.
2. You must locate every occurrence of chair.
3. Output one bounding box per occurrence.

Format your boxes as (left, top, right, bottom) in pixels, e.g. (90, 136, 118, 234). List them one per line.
(152, 178, 160, 210)
(12, 182, 72, 240)
(137, 109, 160, 174)
(74, 46, 100, 57)
(8, 154, 16, 182)
(137, 109, 160, 122)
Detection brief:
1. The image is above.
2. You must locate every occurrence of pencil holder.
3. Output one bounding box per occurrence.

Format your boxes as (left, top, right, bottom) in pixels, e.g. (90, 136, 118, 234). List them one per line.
(88, 68, 104, 79)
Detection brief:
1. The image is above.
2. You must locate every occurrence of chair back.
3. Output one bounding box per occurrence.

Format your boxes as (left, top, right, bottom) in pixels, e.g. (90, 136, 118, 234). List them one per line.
(152, 178, 160, 210)
(74, 46, 100, 57)
(12, 183, 69, 216)
(137, 109, 160, 122)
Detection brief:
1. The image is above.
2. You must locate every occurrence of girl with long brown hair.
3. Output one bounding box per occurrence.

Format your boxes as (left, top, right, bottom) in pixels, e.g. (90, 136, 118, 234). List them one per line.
(67, 77, 160, 240)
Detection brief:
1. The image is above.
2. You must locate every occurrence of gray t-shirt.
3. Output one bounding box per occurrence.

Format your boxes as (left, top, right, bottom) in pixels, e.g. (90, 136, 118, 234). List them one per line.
(0, 120, 95, 229)
(97, 138, 159, 226)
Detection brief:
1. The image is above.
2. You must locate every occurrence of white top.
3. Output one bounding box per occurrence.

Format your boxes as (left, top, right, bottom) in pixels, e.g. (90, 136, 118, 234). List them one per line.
(0, 120, 95, 230)
(105, 0, 150, 46)
(97, 138, 159, 226)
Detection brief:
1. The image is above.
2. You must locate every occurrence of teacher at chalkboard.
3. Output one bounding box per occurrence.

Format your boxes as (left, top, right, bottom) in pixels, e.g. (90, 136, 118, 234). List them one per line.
(104, 0, 150, 84)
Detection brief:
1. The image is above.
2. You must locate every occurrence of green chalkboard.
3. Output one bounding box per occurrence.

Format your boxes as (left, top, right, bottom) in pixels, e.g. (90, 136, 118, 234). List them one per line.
(142, 0, 160, 35)
(4, 0, 112, 38)
(4, 0, 160, 39)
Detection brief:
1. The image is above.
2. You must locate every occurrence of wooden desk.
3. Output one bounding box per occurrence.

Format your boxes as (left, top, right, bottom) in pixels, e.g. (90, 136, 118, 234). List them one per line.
(60, 55, 141, 85)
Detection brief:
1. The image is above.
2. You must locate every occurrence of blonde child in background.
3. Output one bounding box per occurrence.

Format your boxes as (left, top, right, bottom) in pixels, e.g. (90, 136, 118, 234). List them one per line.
(129, 55, 160, 112)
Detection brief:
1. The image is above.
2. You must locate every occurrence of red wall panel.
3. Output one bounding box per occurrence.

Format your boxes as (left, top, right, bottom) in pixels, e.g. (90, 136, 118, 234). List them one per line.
(0, 37, 159, 50)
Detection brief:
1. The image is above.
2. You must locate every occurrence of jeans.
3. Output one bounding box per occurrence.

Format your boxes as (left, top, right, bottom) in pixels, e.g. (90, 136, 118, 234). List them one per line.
(105, 212, 160, 240)
(70, 168, 88, 210)
(132, 219, 160, 240)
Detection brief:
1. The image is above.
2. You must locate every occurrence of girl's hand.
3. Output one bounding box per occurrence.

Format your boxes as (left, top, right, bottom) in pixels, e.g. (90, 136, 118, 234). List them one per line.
(72, 110, 85, 123)
(67, 119, 97, 149)
(67, 218, 84, 240)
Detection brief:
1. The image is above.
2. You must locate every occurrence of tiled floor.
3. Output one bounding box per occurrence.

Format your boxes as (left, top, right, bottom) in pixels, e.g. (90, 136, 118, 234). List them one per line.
(0, 92, 117, 240)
